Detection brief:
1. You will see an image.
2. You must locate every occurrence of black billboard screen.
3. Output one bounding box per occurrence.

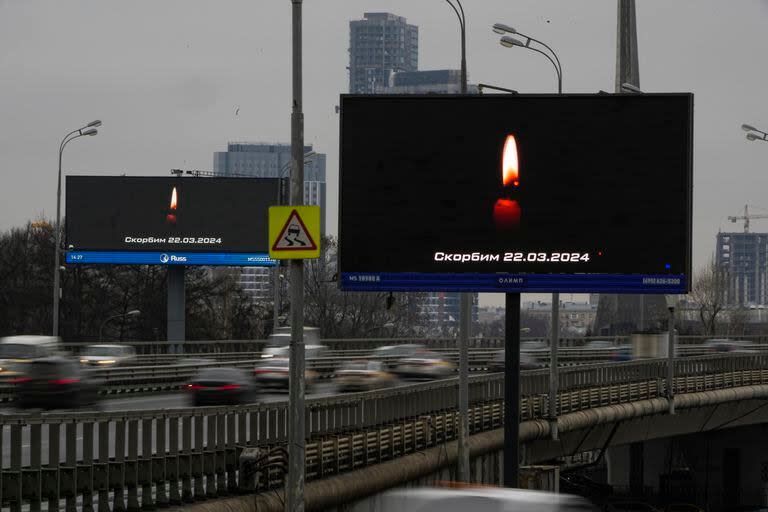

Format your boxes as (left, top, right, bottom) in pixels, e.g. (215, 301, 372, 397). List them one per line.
(339, 94, 692, 293)
(66, 176, 279, 256)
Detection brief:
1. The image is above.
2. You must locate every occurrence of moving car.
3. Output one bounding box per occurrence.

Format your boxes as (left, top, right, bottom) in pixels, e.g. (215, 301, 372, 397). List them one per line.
(186, 367, 256, 406)
(79, 344, 137, 367)
(336, 360, 394, 392)
(371, 344, 427, 373)
(0, 335, 63, 382)
(703, 338, 754, 353)
(488, 350, 541, 372)
(378, 487, 597, 512)
(15, 357, 100, 409)
(396, 351, 456, 380)
(253, 358, 320, 391)
(559, 473, 613, 501)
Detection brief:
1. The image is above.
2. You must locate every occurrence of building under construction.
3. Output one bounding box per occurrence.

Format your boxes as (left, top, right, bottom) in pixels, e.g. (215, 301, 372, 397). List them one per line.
(716, 232, 768, 306)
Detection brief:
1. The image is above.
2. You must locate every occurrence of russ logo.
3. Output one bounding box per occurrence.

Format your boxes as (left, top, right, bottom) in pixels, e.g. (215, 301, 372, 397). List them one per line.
(493, 134, 521, 230)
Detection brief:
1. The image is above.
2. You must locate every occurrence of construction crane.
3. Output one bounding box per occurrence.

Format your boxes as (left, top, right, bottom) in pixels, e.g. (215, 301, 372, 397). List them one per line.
(728, 205, 768, 233)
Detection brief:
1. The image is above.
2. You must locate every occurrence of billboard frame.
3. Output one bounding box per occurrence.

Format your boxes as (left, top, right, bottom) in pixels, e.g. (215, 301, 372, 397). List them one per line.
(337, 93, 693, 294)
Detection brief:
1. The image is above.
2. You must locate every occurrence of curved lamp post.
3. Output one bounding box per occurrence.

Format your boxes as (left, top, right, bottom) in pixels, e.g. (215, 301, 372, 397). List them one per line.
(493, 24, 562, 94)
(53, 120, 101, 336)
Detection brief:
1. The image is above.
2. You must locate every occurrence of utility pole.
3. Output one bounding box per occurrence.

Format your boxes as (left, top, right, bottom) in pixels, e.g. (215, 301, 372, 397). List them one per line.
(287, 0, 306, 510)
(445, 0, 470, 483)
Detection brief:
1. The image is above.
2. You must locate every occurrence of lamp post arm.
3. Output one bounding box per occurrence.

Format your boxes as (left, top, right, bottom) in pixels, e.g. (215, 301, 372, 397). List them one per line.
(525, 45, 562, 94)
(518, 31, 562, 79)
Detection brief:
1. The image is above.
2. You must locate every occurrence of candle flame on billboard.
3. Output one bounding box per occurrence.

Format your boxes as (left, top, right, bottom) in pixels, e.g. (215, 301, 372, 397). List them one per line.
(502, 135, 519, 187)
(170, 187, 178, 210)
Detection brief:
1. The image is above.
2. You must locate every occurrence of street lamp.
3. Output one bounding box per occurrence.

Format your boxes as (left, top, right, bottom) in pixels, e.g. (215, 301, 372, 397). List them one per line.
(443, 0, 467, 93)
(53, 120, 102, 336)
(742, 123, 768, 142)
(494, 25, 562, 94)
(99, 309, 140, 342)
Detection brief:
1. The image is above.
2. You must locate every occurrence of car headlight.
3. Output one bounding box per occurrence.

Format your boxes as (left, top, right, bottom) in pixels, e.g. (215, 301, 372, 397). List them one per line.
(97, 360, 116, 364)
(261, 354, 274, 359)
(80, 359, 88, 364)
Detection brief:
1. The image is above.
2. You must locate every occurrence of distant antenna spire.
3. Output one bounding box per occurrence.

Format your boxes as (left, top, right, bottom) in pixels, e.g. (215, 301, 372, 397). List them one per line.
(615, 0, 640, 93)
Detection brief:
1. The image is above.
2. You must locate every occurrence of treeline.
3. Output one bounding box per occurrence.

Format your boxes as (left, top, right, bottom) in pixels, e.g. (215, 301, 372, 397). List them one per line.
(0, 222, 429, 342)
(0, 221, 269, 341)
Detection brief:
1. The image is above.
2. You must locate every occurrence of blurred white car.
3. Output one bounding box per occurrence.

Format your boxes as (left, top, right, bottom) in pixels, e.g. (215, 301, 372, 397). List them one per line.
(0, 336, 63, 381)
(79, 344, 137, 367)
(396, 351, 456, 380)
(379, 487, 597, 512)
(336, 360, 394, 392)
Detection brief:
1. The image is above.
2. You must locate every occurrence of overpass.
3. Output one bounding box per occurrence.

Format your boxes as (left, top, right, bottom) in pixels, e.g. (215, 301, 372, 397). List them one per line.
(0, 349, 765, 511)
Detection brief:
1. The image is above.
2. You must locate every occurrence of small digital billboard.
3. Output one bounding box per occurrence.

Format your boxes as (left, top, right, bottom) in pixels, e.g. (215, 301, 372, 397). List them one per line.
(65, 176, 280, 266)
(339, 94, 692, 293)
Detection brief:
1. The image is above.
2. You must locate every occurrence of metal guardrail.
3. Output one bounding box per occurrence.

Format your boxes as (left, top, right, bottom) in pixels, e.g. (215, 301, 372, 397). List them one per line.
(60, 334, 768, 356)
(0, 353, 765, 510)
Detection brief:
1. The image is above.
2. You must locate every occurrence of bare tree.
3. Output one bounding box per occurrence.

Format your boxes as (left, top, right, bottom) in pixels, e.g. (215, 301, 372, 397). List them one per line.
(690, 258, 729, 335)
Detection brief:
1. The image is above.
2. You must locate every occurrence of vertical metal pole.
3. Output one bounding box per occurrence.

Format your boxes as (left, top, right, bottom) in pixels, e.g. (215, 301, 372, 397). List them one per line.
(667, 307, 676, 415)
(454, 0, 470, 483)
(273, 266, 281, 333)
(457, 293, 470, 481)
(549, 293, 559, 439)
(53, 148, 63, 336)
(167, 265, 186, 350)
(287, 1, 306, 511)
(503, 293, 520, 488)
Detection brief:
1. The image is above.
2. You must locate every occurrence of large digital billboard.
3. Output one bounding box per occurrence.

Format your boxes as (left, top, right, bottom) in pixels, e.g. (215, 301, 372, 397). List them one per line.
(339, 94, 692, 293)
(65, 176, 280, 266)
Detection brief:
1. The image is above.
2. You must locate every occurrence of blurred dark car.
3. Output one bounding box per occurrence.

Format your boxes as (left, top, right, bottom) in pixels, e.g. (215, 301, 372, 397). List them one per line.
(253, 358, 319, 391)
(337, 360, 394, 392)
(15, 357, 100, 409)
(611, 345, 634, 362)
(703, 339, 753, 353)
(559, 473, 613, 501)
(186, 367, 256, 406)
(489, 350, 540, 372)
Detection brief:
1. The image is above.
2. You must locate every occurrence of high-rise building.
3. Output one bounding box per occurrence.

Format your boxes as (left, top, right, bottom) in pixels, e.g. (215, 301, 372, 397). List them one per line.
(421, 292, 478, 335)
(716, 232, 768, 305)
(381, 69, 478, 94)
(213, 142, 327, 303)
(349, 12, 418, 94)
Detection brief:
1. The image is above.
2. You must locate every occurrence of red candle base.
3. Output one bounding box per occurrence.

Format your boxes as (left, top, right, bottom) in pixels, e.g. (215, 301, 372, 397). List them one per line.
(166, 213, 177, 224)
(493, 198, 521, 230)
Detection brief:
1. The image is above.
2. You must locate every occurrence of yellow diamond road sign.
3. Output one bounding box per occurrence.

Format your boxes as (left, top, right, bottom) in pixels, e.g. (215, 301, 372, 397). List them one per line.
(269, 206, 321, 259)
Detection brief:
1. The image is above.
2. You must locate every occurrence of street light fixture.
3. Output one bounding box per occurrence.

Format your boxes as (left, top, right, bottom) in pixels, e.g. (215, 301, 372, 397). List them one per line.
(99, 309, 140, 342)
(742, 123, 768, 142)
(494, 24, 562, 93)
(492, 22, 516, 35)
(53, 120, 102, 336)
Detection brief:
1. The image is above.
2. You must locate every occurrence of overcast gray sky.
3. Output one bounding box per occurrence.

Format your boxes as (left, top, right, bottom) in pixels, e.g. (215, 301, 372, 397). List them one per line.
(2, 1, 767, 306)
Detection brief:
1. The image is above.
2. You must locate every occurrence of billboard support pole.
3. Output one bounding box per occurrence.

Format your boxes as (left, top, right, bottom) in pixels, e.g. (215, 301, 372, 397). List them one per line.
(167, 265, 185, 352)
(503, 292, 521, 487)
(549, 292, 559, 439)
(287, 1, 306, 511)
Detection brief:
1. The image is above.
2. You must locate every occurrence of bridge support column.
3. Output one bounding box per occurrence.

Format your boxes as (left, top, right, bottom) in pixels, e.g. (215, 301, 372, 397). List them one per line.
(167, 265, 185, 352)
(607, 442, 645, 496)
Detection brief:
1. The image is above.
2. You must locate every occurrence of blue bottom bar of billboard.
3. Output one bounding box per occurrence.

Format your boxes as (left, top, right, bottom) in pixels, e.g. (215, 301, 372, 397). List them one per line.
(341, 272, 687, 294)
(66, 251, 277, 266)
